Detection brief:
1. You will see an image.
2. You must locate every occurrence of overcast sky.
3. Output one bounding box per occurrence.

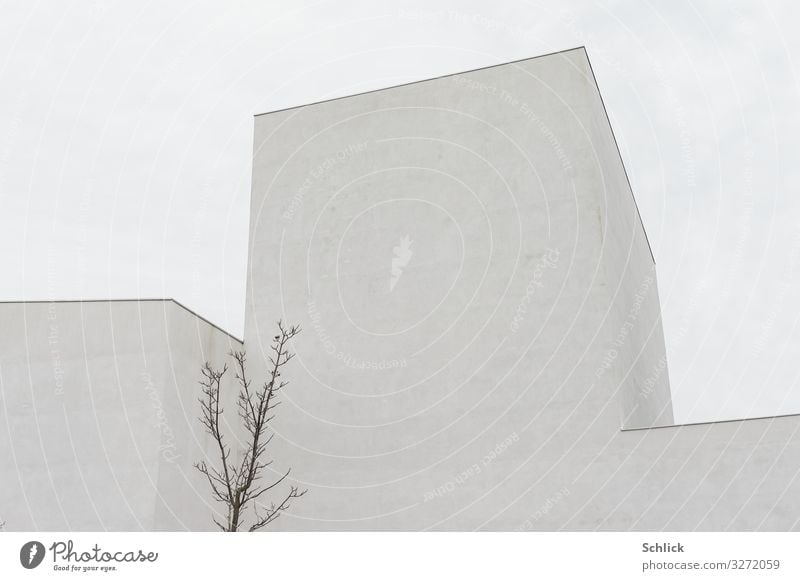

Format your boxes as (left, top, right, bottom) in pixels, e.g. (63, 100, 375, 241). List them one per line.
(1, 0, 798, 424)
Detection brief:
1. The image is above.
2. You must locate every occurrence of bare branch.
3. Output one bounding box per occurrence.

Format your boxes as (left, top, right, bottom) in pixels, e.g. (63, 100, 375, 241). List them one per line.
(249, 486, 308, 532)
(194, 322, 306, 531)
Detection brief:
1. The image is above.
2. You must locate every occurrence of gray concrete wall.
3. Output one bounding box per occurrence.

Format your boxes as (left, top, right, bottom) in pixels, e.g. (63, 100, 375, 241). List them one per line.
(3, 48, 798, 532)
(244, 47, 800, 530)
(580, 59, 674, 430)
(0, 300, 240, 531)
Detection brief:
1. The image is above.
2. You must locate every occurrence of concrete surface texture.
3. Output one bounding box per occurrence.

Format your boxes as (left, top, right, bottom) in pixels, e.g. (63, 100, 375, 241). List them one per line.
(3, 47, 799, 531)
(0, 299, 241, 530)
(245, 47, 800, 530)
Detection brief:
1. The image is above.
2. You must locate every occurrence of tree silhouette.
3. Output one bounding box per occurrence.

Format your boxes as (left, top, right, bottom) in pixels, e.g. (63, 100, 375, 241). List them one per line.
(195, 321, 306, 531)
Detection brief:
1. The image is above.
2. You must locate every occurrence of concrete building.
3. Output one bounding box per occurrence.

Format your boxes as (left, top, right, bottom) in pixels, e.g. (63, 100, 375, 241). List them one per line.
(0, 299, 241, 530)
(2, 47, 799, 531)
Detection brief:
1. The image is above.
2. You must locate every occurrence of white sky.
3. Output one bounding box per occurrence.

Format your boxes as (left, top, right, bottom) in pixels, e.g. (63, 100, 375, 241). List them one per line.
(1, 0, 798, 424)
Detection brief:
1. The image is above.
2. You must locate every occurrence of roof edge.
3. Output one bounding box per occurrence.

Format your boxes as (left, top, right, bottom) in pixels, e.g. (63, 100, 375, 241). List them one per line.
(253, 45, 587, 118)
(0, 298, 243, 344)
(621, 410, 800, 432)
(582, 50, 657, 265)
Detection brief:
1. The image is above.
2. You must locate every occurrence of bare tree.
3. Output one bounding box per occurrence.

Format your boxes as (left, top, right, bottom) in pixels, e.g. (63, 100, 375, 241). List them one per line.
(195, 321, 306, 531)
